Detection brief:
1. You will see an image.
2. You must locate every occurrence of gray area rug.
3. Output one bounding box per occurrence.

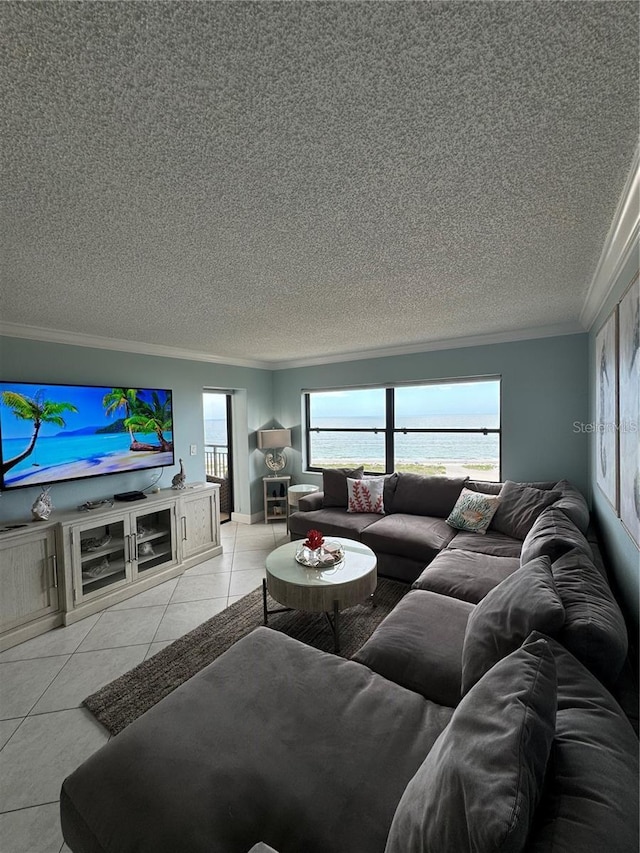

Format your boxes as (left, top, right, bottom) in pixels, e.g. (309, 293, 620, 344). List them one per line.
(84, 577, 408, 735)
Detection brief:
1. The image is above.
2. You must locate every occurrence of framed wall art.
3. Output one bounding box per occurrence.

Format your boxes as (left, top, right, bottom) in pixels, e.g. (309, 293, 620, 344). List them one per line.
(617, 274, 639, 546)
(595, 308, 618, 511)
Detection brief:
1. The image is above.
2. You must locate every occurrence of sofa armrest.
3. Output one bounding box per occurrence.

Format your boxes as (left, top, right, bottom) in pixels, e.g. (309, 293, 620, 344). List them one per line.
(298, 491, 324, 511)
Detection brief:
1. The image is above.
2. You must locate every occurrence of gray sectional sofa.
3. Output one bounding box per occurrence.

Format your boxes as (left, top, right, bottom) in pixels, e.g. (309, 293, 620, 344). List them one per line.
(288, 470, 588, 582)
(60, 475, 638, 853)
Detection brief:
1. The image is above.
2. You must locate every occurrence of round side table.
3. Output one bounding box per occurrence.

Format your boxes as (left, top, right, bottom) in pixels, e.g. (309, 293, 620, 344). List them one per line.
(287, 484, 319, 531)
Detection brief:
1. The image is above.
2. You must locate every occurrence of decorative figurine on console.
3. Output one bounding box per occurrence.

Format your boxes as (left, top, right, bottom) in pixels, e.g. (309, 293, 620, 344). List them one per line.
(31, 486, 53, 521)
(171, 458, 186, 490)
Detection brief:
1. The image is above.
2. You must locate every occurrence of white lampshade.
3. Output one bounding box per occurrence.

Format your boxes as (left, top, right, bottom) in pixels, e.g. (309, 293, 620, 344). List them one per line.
(257, 428, 292, 450)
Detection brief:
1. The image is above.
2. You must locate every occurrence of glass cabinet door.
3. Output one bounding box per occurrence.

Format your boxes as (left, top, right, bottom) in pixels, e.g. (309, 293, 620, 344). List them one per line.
(132, 506, 177, 576)
(76, 519, 129, 601)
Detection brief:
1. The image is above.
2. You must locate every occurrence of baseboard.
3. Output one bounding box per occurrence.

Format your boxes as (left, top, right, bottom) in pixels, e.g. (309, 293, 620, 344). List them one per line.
(230, 510, 264, 525)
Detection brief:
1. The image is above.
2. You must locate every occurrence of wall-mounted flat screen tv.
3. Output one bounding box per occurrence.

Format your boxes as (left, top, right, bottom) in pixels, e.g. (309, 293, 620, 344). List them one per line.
(0, 382, 174, 491)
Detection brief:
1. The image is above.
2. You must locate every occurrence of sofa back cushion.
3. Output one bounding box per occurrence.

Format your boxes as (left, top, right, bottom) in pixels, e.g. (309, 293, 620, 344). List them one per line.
(461, 556, 565, 695)
(491, 480, 561, 539)
(322, 466, 364, 507)
(490, 481, 561, 540)
(551, 480, 590, 534)
(525, 634, 639, 853)
(385, 635, 557, 853)
(551, 548, 628, 685)
(387, 473, 467, 517)
(520, 508, 593, 566)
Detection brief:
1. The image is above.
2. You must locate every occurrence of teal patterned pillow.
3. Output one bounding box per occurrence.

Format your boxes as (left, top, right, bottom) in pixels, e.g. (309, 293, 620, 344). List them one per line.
(446, 488, 501, 535)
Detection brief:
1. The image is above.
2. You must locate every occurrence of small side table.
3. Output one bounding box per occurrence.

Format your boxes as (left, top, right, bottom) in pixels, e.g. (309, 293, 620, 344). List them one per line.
(287, 484, 320, 532)
(263, 476, 291, 524)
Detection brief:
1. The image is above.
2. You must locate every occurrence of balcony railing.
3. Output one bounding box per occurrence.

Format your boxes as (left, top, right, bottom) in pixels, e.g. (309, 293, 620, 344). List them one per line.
(205, 444, 228, 480)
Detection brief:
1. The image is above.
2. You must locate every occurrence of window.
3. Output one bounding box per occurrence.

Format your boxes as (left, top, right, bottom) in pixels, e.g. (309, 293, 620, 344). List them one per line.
(305, 378, 501, 481)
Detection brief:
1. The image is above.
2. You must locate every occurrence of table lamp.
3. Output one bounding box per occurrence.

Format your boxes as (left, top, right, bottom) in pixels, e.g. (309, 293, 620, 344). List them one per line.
(257, 428, 292, 475)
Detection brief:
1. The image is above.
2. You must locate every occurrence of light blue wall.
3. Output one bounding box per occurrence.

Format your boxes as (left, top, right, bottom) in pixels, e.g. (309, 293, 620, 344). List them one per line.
(1, 333, 593, 542)
(0, 336, 273, 523)
(273, 333, 589, 494)
(588, 251, 639, 632)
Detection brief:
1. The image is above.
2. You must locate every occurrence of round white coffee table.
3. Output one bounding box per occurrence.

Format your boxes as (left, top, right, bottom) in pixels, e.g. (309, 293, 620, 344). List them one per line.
(263, 537, 377, 653)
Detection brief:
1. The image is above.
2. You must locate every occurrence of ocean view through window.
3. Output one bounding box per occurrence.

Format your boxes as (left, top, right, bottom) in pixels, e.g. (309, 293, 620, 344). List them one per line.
(305, 379, 501, 481)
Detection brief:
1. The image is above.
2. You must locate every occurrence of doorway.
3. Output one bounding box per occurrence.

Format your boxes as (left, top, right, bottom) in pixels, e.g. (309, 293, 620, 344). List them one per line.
(203, 391, 233, 524)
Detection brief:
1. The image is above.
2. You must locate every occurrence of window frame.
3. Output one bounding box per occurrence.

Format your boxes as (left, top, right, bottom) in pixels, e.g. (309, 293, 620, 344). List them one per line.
(304, 378, 502, 478)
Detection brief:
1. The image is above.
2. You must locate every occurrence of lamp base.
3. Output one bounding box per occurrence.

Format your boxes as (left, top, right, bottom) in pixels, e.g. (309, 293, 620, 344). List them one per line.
(265, 450, 287, 474)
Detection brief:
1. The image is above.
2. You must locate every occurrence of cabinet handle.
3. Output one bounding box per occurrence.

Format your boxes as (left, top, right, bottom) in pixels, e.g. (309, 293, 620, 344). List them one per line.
(125, 534, 131, 564)
(132, 532, 138, 559)
(181, 516, 188, 541)
(50, 554, 59, 588)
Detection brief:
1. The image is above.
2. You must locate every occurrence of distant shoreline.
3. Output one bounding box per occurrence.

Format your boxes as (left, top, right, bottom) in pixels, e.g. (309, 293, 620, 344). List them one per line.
(314, 459, 500, 480)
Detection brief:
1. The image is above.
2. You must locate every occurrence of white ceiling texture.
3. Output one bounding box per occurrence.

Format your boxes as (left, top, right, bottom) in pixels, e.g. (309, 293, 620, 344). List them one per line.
(1, 1, 638, 368)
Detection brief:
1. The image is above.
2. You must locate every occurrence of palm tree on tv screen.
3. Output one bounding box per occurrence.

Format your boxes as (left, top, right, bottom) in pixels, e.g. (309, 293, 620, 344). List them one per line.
(103, 388, 139, 444)
(124, 391, 173, 452)
(0, 390, 78, 475)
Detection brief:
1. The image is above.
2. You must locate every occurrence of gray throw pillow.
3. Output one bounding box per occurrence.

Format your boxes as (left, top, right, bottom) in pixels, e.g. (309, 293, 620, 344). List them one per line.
(552, 480, 590, 534)
(321, 466, 364, 507)
(461, 555, 565, 696)
(385, 635, 557, 853)
(520, 507, 592, 566)
(391, 473, 467, 517)
(552, 547, 628, 685)
(490, 481, 562, 540)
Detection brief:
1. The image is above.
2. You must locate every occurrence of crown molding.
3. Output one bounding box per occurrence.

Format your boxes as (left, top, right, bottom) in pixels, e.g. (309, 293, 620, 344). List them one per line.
(0, 320, 586, 373)
(267, 322, 585, 370)
(580, 145, 640, 331)
(0, 322, 272, 371)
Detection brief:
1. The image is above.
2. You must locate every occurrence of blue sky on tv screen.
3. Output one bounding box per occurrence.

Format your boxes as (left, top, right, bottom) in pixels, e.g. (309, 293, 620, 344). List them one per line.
(0, 383, 172, 440)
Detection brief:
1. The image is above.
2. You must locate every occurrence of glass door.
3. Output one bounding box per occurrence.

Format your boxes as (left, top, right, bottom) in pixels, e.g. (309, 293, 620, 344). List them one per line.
(132, 505, 177, 576)
(75, 518, 130, 601)
(203, 390, 233, 523)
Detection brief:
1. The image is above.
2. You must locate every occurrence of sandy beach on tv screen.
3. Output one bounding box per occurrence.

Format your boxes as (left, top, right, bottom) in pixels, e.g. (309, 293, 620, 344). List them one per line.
(7, 450, 174, 487)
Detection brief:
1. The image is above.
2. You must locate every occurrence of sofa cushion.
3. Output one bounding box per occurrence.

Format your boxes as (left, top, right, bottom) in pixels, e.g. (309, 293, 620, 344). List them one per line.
(412, 548, 519, 604)
(322, 466, 364, 507)
(361, 513, 456, 564)
(551, 480, 590, 534)
(297, 491, 324, 512)
(386, 473, 467, 517)
(353, 590, 473, 707)
(466, 479, 502, 495)
(385, 635, 557, 853)
(61, 628, 454, 853)
(526, 634, 639, 853)
(447, 529, 522, 557)
(446, 487, 501, 534)
(461, 556, 565, 695)
(520, 507, 593, 565)
(347, 476, 385, 514)
(551, 547, 628, 685)
(288, 507, 380, 540)
(490, 481, 561, 540)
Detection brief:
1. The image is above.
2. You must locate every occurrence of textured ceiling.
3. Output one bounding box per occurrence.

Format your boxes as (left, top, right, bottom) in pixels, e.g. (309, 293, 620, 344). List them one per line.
(1, 1, 638, 367)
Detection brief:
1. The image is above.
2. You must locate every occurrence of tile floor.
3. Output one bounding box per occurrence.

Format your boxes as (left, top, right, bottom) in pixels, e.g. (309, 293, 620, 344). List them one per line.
(0, 520, 288, 853)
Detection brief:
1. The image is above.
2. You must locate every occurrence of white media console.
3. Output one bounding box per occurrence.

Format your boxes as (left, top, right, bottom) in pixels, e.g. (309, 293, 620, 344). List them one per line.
(0, 483, 221, 651)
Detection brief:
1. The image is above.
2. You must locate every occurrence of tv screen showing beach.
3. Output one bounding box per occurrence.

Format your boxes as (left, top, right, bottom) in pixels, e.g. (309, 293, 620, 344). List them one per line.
(0, 382, 174, 490)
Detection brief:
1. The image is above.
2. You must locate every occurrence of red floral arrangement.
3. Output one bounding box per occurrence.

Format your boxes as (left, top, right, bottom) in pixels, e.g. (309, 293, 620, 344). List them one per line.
(303, 529, 325, 550)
